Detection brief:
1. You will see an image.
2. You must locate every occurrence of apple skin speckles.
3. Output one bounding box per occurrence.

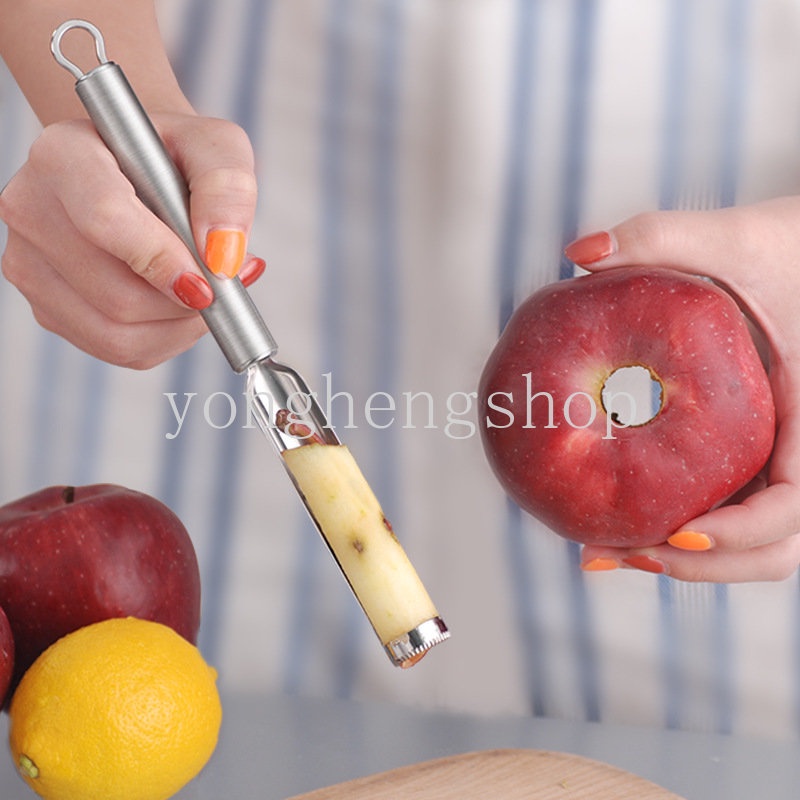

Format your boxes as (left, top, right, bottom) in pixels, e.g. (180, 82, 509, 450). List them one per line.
(479, 267, 776, 547)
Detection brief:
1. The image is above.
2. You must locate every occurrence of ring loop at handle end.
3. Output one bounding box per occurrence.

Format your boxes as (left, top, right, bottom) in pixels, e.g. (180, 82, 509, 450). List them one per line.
(51, 19, 108, 81)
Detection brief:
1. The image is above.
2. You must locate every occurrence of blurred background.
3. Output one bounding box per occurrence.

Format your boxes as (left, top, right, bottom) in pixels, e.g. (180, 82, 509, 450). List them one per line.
(3, 0, 800, 741)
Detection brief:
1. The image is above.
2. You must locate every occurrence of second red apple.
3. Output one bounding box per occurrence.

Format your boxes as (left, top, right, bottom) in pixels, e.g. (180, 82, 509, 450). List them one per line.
(0, 484, 201, 691)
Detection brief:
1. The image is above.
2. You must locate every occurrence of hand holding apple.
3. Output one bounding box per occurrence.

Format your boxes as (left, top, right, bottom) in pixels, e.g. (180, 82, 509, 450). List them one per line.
(479, 266, 775, 551)
(0, 484, 201, 691)
(560, 198, 800, 582)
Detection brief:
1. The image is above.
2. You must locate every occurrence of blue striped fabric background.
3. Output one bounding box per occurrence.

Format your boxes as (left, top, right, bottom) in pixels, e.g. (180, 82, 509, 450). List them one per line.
(3, 0, 800, 739)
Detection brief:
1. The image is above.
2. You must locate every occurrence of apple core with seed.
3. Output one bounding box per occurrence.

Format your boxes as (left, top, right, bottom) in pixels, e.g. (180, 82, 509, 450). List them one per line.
(478, 267, 776, 548)
(282, 442, 442, 656)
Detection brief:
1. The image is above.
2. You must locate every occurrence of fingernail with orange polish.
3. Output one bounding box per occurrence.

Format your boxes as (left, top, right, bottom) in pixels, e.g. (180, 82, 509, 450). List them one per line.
(667, 530, 713, 552)
(564, 231, 615, 265)
(174, 272, 213, 310)
(623, 554, 668, 575)
(582, 557, 619, 572)
(239, 256, 266, 287)
(205, 228, 247, 278)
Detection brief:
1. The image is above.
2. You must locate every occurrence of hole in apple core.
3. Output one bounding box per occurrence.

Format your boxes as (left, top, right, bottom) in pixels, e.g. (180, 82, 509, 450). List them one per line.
(601, 365, 663, 427)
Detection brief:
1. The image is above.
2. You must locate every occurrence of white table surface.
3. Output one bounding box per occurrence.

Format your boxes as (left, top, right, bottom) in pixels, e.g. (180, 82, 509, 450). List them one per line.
(0, 692, 796, 799)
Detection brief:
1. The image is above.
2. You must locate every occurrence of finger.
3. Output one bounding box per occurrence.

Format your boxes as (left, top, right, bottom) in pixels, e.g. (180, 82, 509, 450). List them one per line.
(582, 535, 800, 583)
(164, 116, 257, 279)
(578, 435, 800, 582)
(22, 121, 211, 306)
(564, 206, 745, 276)
(580, 411, 800, 583)
(23, 258, 208, 369)
(667, 408, 800, 551)
(563, 199, 800, 311)
(562, 205, 778, 342)
(1, 171, 197, 324)
(1, 229, 207, 367)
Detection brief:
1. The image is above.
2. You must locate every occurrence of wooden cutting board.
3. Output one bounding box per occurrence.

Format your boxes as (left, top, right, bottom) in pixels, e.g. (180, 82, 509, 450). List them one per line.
(289, 749, 685, 799)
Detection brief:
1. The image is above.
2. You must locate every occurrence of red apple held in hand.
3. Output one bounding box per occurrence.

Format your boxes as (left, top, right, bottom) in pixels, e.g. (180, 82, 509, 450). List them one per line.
(0, 484, 200, 690)
(478, 267, 776, 547)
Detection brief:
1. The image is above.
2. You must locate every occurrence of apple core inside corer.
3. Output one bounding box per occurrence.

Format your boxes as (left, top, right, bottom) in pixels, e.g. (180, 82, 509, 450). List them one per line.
(282, 443, 447, 666)
(601, 365, 663, 427)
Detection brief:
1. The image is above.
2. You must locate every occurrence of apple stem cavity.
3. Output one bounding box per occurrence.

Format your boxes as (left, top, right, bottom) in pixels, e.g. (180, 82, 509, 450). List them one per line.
(601, 365, 663, 428)
(61, 486, 76, 504)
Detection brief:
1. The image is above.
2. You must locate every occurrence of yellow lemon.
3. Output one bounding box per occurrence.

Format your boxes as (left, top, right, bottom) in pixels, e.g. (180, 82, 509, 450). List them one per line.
(8, 617, 222, 800)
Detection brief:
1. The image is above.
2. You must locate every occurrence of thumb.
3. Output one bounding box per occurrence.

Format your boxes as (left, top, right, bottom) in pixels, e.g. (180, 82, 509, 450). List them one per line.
(562, 199, 800, 356)
(161, 115, 258, 281)
(563, 205, 757, 284)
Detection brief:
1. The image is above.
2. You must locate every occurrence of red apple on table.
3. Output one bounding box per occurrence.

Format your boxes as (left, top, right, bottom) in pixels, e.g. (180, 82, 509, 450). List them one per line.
(478, 267, 776, 547)
(0, 606, 14, 706)
(0, 484, 200, 691)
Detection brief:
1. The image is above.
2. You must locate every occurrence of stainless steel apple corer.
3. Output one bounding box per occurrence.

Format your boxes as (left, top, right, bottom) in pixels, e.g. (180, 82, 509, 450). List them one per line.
(50, 19, 449, 668)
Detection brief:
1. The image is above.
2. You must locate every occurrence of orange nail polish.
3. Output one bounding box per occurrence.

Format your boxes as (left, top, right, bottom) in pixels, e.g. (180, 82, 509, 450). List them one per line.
(667, 531, 713, 551)
(622, 554, 668, 575)
(581, 557, 619, 572)
(564, 231, 615, 265)
(205, 228, 246, 278)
